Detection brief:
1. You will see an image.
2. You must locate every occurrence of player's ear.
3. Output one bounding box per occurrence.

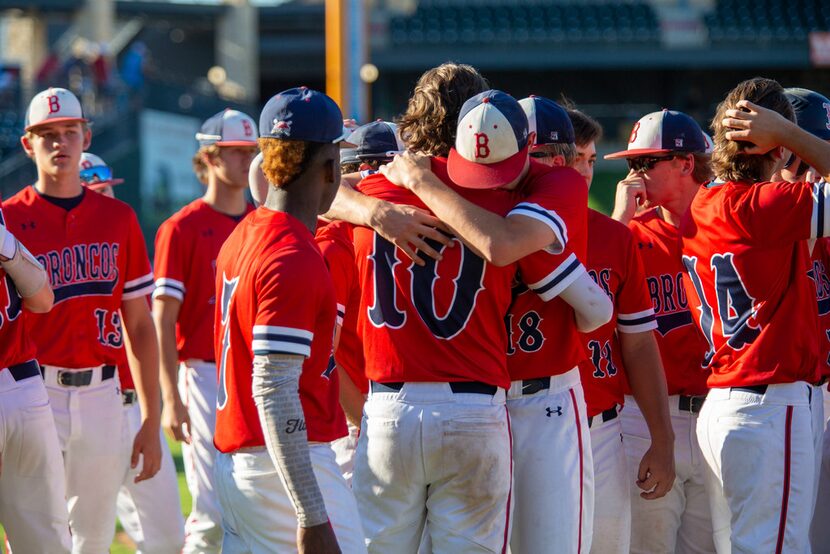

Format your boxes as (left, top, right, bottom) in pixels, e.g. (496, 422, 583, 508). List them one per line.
(20, 134, 35, 158)
(552, 155, 566, 167)
(679, 154, 693, 176)
(82, 127, 92, 150)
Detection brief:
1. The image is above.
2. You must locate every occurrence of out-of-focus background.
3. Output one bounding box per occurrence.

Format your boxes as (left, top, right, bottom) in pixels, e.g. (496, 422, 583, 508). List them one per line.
(1, 0, 829, 231)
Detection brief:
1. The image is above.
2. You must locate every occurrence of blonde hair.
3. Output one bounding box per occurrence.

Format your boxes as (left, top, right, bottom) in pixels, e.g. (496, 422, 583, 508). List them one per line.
(711, 77, 795, 183)
(396, 62, 489, 157)
(192, 145, 221, 185)
(258, 137, 319, 188)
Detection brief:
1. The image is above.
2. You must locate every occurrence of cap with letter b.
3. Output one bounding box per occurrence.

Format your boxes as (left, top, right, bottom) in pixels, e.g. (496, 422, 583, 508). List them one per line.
(25, 87, 87, 132)
(259, 87, 350, 144)
(605, 109, 706, 159)
(448, 89, 530, 190)
(196, 109, 258, 147)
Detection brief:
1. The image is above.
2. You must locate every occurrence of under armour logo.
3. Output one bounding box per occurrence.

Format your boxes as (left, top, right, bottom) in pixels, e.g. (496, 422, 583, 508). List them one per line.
(638, 242, 653, 250)
(546, 406, 563, 417)
(21, 221, 36, 231)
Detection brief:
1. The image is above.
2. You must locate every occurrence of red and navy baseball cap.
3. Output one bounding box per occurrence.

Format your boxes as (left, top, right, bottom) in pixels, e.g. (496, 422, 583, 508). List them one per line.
(25, 87, 87, 132)
(784, 88, 830, 141)
(605, 109, 706, 159)
(259, 87, 350, 143)
(196, 109, 258, 147)
(448, 90, 530, 189)
(520, 95, 575, 146)
(341, 121, 404, 165)
(79, 152, 124, 190)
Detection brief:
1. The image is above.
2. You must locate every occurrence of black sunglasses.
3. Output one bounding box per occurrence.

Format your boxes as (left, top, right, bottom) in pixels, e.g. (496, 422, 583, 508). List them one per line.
(529, 151, 554, 159)
(627, 155, 678, 173)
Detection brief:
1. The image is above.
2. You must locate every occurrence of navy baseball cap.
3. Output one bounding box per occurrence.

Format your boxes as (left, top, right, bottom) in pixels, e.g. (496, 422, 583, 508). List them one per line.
(605, 109, 706, 159)
(784, 88, 830, 141)
(196, 109, 258, 147)
(340, 121, 404, 165)
(520, 95, 575, 146)
(259, 87, 350, 143)
(448, 90, 530, 189)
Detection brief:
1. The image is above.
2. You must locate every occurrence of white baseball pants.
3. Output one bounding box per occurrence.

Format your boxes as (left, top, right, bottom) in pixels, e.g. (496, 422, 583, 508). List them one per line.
(809, 386, 830, 551)
(353, 382, 512, 554)
(43, 364, 125, 554)
(331, 422, 359, 486)
(179, 360, 223, 554)
(507, 368, 594, 554)
(215, 443, 367, 554)
(698, 383, 815, 554)
(621, 396, 715, 554)
(0, 366, 71, 553)
(116, 398, 185, 553)
(588, 413, 629, 554)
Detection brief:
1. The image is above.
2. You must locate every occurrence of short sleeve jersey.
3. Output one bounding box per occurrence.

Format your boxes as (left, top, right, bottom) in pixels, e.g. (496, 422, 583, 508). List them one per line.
(0, 198, 37, 369)
(353, 158, 563, 390)
(578, 209, 657, 416)
(153, 199, 254, 362)
(314, 220, 367, 394)
(213, 209, 346, 453)
(808, 236, 830, 379)
(506, 162, 590, 381)
(680, 180, 825, 387)
(629, 208, 710, 395)
(3, 187, 154, 369)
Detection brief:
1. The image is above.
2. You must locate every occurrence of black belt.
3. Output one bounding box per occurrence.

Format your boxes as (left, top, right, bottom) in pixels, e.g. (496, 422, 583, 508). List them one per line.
(122, 390, 138, 406)
(6, 360, 41, 381)
(731, 385, 768, 395)
(44, 364, 117, 387)
(678, 395, 706, 414)
(370, 381, 498, 396)
(521, 377, 551, 395)
(588, 406, 618, 428)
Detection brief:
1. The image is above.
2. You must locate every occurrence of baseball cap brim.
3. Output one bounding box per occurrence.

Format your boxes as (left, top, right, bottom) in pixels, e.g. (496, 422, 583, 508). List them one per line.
(604, 147, 675, 160)
(448, 144, 530, 189)
(214, 140, 259, 147)
(25, 116, 87, 132)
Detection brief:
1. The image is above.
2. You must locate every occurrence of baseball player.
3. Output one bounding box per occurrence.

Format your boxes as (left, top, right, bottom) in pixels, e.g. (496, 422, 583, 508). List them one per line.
(0, 194, 71, 553)
(680, 77, 830, 552)
(772, 87, 830, 550)
(363, 89, 612, 554)
(213, 87, 364, 553)
(78, 152, 186, 553)
(522, 97, 674, 554)
(152, 108, 257, 554)
(607, 110, 716, 554)
(5, 87, 161, 553)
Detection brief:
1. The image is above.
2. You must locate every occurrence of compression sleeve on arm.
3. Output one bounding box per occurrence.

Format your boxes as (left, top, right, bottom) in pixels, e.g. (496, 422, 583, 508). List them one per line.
(1, 239, 48, 298)
(559, 269, 614, 333)
(252, 353, 329, 528)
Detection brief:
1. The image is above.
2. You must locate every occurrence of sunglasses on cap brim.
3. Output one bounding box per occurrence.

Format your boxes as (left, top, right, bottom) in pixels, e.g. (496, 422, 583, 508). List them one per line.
(80, 165, 113, 184)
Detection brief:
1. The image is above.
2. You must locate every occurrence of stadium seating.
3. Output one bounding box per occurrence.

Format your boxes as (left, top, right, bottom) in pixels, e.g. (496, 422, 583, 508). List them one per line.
(388, 1, 661, 46)
(706, 0, 830, 42)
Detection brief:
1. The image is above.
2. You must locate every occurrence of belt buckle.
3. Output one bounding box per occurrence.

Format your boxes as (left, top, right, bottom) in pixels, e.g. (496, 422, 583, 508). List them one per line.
(522, 379, 545, 395)
(57, 370, 91, 387)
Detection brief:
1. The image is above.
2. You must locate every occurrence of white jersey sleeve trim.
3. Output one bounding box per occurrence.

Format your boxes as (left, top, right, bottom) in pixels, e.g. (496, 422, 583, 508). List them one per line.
(526, 253, 585, 301)
(122, 273, 155, 300)
(152, 277, 185, 301)
(507, 202, 567, 255)
(617, 308, 658, 334)
(812, 181, 830, 239)
(252, 325, 314, 357)
(336, 303, 346, 327)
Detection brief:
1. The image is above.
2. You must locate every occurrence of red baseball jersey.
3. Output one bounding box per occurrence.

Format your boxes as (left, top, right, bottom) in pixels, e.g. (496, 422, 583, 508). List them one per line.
(629, 208, 710, 395)
(153, 199, 254, 362)
(0, 198, 38, 369)
(213, 209, 346, 453)
(578, 209, 657, 417)
(3, 186, 154, 369)
(506, 163, 590, 381)
(808, 237, 830, 379)
(314, 220, 367, 394)
(680, 180, 824, 388)
(353, 159, 565, 390)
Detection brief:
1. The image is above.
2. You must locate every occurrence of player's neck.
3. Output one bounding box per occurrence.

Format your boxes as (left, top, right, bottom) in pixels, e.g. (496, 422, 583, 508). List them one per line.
(263, 182, 319, 234)
(34, 171, 83, 198)
(203, 178, 247, 216)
